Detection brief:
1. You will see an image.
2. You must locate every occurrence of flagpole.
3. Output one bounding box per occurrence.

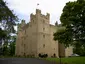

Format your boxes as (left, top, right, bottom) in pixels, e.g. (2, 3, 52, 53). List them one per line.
(36, 3, 39, 9)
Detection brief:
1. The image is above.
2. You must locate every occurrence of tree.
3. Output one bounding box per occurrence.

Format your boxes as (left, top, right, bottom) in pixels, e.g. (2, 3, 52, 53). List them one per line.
(0, 0, 18, 44)
(2, 43, 10, 56)
(0, 0, 18, 24)
(0, 0, 18, 56)
(73, 44, 85, 56)
(53, 26, 73, 47)
(0, 28, 7, 41)
(54, 0, 85, 55)
(9, 42, 15, 56)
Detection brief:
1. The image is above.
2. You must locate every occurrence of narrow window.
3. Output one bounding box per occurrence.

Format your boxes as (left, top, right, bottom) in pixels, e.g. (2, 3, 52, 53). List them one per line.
(43, 35, 45, 38)
(43, 44, 45, 48)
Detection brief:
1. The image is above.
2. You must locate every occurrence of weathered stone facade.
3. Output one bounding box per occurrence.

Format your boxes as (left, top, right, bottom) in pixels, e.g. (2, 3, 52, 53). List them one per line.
(15, 9, 73, 57)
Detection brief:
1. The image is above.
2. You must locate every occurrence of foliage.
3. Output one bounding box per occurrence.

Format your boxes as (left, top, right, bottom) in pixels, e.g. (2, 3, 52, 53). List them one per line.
(0, 0, 18, 44)
(54, 0, 85, 48)
(0, 42, 15, 56)
(0, 0, 18, 57)
(0, 28, 7, 40)
(9, 42, 15, 56)
(2, 43, 10, 56)
(53, 27, 73, 47)
(0, 0, 18, 25)
(73, 43, 85, 56)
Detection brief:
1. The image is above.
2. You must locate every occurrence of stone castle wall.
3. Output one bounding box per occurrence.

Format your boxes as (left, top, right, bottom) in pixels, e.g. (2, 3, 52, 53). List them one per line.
(15, 9, 73, 57)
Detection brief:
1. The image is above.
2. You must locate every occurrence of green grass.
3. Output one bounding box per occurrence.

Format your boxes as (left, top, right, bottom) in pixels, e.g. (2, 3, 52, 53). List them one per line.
(44, 57, 85, 64)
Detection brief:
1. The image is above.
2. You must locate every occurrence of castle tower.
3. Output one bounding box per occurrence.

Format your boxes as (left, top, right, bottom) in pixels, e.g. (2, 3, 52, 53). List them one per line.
(15, 20, 26, 56)
(15, 9, 73, 57)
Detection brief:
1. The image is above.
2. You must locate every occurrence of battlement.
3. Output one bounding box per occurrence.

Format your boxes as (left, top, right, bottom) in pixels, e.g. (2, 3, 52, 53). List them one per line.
(30, 13, 36, 20)
(18, 20, 26, 31)
(40, 13, 50, 20)
(30, 9, 50, 22)
(35, 9, 50, 20)
(36, 9, 41, 14)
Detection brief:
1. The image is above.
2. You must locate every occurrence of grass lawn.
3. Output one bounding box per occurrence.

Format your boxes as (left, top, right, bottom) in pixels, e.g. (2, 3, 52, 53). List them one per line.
(44, 57, 85, 64)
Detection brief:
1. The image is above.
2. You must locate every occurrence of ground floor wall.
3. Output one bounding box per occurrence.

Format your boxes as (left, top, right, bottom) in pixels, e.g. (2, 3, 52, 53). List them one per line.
(65, 46, 73, 57)
(15, 37, 73, 57)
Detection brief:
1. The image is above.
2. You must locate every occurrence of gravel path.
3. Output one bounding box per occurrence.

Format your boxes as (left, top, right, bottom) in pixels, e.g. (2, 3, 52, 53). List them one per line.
(0, 58, 56, 64)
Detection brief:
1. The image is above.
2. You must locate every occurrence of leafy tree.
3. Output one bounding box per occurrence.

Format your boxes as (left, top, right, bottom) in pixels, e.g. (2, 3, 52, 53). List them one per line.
(54, 26, 73, 47)
(0, 47, 3, 55)
(9, 42, 15, 56)
(2, 43, 10, 56)
(0, 0, 18, 24)
(0, 28, 7, 41)
(0, 0, 18, 56)
(54, 0, 85, 55)
(73, 45, 85, 56)
(0, 0, 18, 44)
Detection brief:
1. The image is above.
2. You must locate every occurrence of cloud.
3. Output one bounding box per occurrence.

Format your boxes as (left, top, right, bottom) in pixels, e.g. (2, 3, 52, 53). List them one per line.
(5, 0, 77, 25)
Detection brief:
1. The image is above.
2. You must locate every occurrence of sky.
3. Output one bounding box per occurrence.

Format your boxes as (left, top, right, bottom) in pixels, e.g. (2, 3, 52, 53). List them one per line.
(4, 0, 77, 25)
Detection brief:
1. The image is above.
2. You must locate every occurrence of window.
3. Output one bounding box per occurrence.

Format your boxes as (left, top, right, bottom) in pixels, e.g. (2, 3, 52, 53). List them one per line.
(43, 44, 45, 48)
(43, 28, 45, 31)
(43, 35, 45, 38)
(24, 44, 25, 47)
(33, 19, 35, 24)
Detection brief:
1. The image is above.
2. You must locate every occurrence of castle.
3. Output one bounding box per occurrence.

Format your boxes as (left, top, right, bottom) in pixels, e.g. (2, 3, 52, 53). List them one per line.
(15, 9, 73, 57)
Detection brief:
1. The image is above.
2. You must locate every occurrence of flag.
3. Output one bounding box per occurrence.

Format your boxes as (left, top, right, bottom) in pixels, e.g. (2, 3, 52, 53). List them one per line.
(37, 3, 39, 6)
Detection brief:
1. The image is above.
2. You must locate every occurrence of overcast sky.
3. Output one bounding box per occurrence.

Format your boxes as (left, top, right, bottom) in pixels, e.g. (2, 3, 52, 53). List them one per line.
(4, 0, 77, 25)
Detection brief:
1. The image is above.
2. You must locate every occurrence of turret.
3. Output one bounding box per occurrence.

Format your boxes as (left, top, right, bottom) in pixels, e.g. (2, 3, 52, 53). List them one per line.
(55, 21, 58, 26)
(46, 13, 50, 20)
(18, 20, 26, 31)
(21, 20, 25, 25)
(36, 9, 41, 15)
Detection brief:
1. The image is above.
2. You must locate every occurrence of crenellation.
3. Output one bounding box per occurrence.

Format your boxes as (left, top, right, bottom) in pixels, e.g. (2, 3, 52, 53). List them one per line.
(36, 9, 49, 20)
(46, 13, 50, 19)
(30, 13, 36, 21)
(40, 13, 50, 20)
(36, 9, 41, 14)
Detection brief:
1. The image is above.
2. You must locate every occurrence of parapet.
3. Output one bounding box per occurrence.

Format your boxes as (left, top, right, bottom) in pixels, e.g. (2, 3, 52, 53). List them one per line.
(30, 13, 36, 21)
(31, 9, 50, 20)
(17, 20, 26, 31)
(46, 13, 50, 17)
(46, 13, 50, 19)
(20, 19, 26, 28)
